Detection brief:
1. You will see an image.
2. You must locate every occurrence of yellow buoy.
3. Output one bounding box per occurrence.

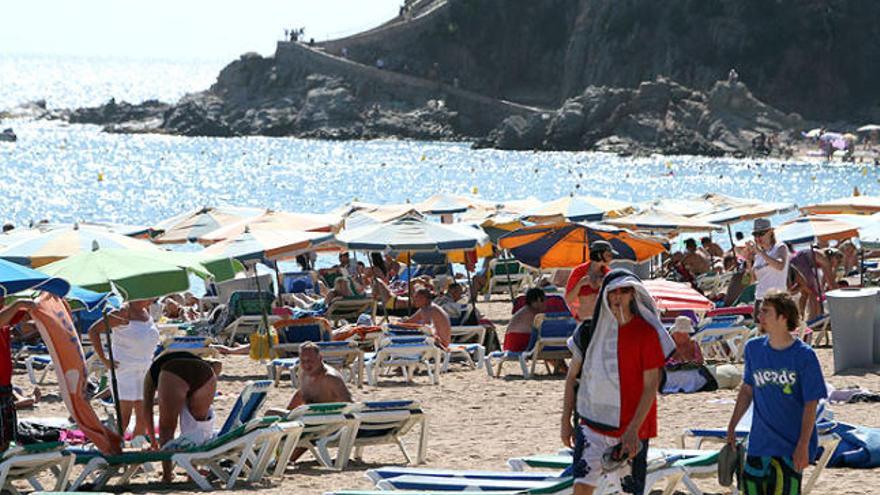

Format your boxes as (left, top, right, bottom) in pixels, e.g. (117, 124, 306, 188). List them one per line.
(862, 166, 869, 176)
(97, 172, 104, 182)
(420, 154, 426, 161)
(472, 186, 478, 194)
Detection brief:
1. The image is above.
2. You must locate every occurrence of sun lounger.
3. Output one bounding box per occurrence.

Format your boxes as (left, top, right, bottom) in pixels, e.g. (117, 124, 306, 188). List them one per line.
(218, 379, 272, 435)
(366, 467, 563, 484)
(0, 441, 76, 493)
(154, 335, 214, 358)
(330, 400, 428, 469)
(442, 342, 485, 372)
(267, 341, 364, 388)
(484, 258, 531, 301)
(364, 336, 442, 386)
(325, 478, 574, 495)
(691, 317, 752, 362)
(218, 291, 280, 345)
(679, 407, 839, 495)
(70, 417, 296, 491)
(806, 313, 831, 347)
(275, 402, 358, 473)
(485, 313, 575, 379)
(325, 298, 376, 326)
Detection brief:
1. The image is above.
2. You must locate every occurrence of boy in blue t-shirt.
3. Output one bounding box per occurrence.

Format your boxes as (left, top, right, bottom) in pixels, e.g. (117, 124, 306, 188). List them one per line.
(727, 290, 827, 495)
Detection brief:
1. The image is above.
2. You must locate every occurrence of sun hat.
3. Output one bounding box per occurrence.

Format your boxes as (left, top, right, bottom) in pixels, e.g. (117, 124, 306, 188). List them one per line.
(670, 316, 694, 334)
(590, 240, 620, 257)
(751, 218, 772, 234)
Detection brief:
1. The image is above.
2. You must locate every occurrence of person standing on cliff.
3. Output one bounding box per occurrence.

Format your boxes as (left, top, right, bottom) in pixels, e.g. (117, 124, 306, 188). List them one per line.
(728, 68, 739, 84)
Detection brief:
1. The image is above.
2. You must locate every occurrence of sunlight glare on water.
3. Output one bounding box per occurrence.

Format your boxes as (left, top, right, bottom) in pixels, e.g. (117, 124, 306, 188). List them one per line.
(1, 120, 875, 228)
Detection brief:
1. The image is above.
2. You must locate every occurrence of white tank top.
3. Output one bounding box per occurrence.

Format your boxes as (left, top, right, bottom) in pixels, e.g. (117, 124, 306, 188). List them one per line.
(111, 315, 160, 367)
(754, 242, 790, 299)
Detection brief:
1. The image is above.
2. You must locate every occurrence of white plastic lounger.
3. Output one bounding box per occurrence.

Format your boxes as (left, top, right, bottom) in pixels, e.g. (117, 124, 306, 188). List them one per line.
(0, 442, 75, 493)
(326, 400, 428, 469)
(375, 474, 561, 492)
(276, 402, 358, 473)
(366, 466, 562, 483)
(364, 336, 442, 386)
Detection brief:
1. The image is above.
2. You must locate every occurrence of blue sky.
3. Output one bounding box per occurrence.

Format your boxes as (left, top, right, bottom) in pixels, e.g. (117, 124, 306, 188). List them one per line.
(2, 0, 401, 60)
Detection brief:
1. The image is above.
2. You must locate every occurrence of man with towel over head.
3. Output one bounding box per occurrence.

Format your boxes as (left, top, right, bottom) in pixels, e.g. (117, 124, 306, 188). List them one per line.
(561, 269, 675, 495)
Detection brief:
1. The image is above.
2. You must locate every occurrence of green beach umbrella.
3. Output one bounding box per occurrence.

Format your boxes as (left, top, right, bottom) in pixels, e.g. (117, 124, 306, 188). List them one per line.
(144, 251, 244, 282)
(40, 248, 197, 300)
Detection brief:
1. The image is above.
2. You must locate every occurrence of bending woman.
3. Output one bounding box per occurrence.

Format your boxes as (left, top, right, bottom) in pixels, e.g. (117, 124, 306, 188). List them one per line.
(143, 352, 221, 482)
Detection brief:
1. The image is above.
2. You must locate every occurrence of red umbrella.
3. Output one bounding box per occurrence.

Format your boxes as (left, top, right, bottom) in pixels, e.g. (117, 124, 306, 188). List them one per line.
(643, 279, 715, 313)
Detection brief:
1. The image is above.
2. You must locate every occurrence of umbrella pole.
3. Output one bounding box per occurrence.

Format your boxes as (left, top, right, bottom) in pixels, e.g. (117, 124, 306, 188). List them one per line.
(100, 310, 124, 439)
(726, 224, 735, 249)
(503, 250, 515, 302)
(860, 248, 865, 287)
(273, 261, 283, 308)
(810, 245, 824, 314)
(252, 263, 272, 360)
(368, 253, 389, 321)
(407, 252, 413, 316)
(466, 262, 476, 308)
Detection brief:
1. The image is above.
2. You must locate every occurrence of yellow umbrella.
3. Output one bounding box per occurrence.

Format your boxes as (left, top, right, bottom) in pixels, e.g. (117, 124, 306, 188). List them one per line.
(800, 195, 880, 215)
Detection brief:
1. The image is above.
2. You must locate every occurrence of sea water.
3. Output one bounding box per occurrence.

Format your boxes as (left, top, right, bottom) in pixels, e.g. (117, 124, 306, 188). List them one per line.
(1, 54, 877, 230)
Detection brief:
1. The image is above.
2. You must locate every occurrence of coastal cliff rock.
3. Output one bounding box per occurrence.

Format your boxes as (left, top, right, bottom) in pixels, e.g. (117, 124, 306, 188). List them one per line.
(24, 0, 872, 155)
(476, 77, 803, 156)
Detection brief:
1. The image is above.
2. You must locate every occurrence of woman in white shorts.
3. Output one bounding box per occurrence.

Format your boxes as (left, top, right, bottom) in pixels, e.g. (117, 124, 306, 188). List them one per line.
(88, 298, 160, 441)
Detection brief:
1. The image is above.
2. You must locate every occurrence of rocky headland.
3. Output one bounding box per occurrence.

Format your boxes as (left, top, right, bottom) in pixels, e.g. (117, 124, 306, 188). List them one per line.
(9, 0, 877, 156)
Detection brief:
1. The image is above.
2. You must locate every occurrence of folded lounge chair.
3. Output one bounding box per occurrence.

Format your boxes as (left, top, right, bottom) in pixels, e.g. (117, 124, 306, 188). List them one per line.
(325, 297, 376, 326)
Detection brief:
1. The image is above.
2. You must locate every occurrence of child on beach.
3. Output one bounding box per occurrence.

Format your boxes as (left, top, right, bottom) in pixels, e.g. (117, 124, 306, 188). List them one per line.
(726, 290, 827, 495)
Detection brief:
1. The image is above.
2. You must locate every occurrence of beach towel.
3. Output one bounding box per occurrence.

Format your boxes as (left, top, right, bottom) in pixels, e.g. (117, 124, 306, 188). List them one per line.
(576, 270, 675, 430)
(30, 294, 122, 454)
(827, 422, 880, 468)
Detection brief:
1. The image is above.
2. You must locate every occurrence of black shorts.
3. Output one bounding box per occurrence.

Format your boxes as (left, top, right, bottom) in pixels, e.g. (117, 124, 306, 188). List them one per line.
(0, 385, 17, 449)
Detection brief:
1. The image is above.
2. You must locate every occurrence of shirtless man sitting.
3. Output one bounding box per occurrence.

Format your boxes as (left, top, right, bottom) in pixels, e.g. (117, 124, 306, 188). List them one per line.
(403, 288, 452, 349)
(267, 342, 353, 463)
(681, 238, 712, 277)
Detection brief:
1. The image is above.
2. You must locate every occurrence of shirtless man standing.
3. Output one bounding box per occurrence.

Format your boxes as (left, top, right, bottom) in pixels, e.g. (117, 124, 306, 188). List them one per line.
(403, 288, 452, 348)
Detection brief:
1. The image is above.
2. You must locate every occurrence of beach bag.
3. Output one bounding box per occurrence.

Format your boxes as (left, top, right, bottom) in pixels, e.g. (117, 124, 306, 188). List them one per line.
(249, 324, 278, 361)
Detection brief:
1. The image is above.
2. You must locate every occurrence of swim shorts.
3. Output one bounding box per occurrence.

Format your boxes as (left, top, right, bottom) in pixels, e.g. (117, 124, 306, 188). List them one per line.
(571, 424, 648, 494)
(742, 455, 803, 495)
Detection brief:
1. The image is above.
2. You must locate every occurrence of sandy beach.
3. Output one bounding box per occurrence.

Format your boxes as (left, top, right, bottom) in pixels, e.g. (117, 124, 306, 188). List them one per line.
(13, 296, 880, 495)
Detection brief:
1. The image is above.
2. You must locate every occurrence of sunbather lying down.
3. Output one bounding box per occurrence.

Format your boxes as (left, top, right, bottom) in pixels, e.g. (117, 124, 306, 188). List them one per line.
(143, 351, 222, 483)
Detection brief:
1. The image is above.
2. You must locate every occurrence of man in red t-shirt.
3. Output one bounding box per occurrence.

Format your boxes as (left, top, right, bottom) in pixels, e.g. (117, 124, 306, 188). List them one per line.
(564, 241, 616, 322)
(0, 298, 36, 450)
(561, 275, 666, 495)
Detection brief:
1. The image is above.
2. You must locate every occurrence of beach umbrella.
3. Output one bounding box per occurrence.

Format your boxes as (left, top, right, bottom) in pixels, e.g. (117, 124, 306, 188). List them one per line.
(344, 208, 424, 231)
(802, 128, 823, 139)
(0, 224, 161, 268)
(800, 195, 880, 215)
(498, 222, 667, 268)
(0, 258, 70, 297)
(605, 208, 723, 234)
(415, 193, 491, 215)
(775, 216, 862, 246)
(197, 210, 342, 244)
(201, 228, 336, 262)
(151, 206, 265, 244)
(40, 248, 200, 301)
(0, 228, 43, 250)
(337, 216, 488, 252)
(523, 195, 633, 223)
(643, 279, 715, 313)
(638, 198, 715, 217)
(339, 216, 488, 312)
(857, 125, 880, 133)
